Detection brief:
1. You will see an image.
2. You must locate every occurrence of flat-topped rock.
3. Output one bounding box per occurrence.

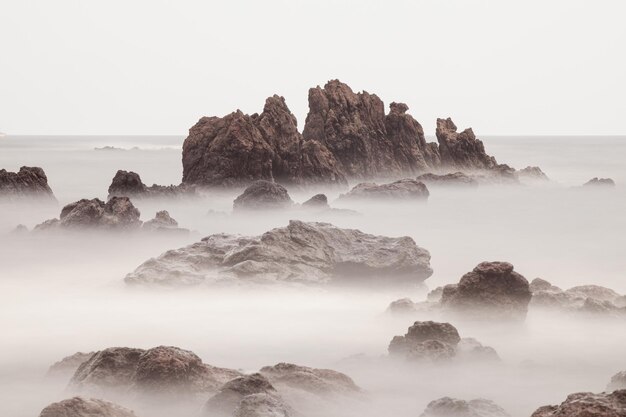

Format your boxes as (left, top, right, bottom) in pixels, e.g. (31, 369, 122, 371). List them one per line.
(0, 166, 55, 200)
(125, 220, 432, 288)
(338, 179, 429, 201)
(38, 397, 137, 417)
(416, 172, 478, 187)
(421, 397, 510, 417)
(531, 390, 626, 417)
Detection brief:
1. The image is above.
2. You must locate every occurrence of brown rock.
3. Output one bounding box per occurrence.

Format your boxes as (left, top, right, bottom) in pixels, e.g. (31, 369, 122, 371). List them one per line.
(338, 179, 429, 201)
(36, 197, 142, 230)
(436, 118, 498, 171)
(302, 193, 329, 208)
(205, 373, 277, 416)
(108, 170, 192, 200)
(420, 397, 510, 417)
(47, 352, 95, 379)
(234, 393, 292, 417)
(38, 397, 137, 417)
(259, 363, 360, 396)
(417, 172, 478, 187)
(530, 390, 626, 417)
(0, 166, 55, 200)
(233, 180, 294, 211)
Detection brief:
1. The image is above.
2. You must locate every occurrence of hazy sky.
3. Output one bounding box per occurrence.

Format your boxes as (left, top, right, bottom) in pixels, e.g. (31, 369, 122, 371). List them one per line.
(1, 0, 625, 136)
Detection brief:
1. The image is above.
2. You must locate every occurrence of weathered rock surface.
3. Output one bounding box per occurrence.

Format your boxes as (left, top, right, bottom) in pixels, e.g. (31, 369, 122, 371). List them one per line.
(302, 193, 329, 208)
(205, 373, 277, 416)
(338, 179, 429, 201)
(233, 181, 294, 211)
(0, 166, 55, 200)
(108, 170, 192, 200)
(420, 397, 510, 417)
(608, 372, 626, 391)
(530, 279, 626, 315)
(259, 362, 360, 396)
(388, 321, 497, 362)
(234, 393, 292, 417)
(125, 220, 432, 287)
(35, 197, 142, 230)
(436, 118, 498, 172)
(182, 95, 347, 187)
(38, 397, 137, 417)
(441, 262, 532, 321)
(48, 352, 95, 379)
(70, 346, 240, 397)
(416, 172, 478, 187)
(584, 177, 616, 187)
(530, 390, 626, 417)
(517, 166, 549, 181)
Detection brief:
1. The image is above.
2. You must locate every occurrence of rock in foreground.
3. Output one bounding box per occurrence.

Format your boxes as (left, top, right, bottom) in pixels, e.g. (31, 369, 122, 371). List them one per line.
(125, 220, 432, 287)
(39, 397, 137, 417)
(338, 179, 429, 201)
(420, 396, 510, 417)
(530, 390, 626, 417)
(233, 180, 294, 211)
(0, 166, 55, 200)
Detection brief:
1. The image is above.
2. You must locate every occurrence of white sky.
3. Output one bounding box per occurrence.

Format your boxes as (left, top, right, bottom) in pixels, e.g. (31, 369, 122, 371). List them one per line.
(1, 0, 625, 136)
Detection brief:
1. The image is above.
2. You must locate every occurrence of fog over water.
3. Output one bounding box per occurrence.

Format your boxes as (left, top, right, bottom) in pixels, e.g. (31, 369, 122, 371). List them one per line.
(1, 135, 625, 417)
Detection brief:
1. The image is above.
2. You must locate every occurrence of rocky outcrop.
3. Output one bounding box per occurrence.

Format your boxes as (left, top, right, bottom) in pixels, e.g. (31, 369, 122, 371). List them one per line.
(517, 166, 549, 181)
(69, 346, 240, 397)
(125, 220, 432, 287)
(530, 279, 626, 316)
(259, 362, 360, 396)
(530, 390, 626, 417)
(35, 197, 142, 230)
(47, 352, 95, 379)
(38, 397, 137, 417)
(0, 166, 55, 200)
(182, 95, 347, 187)
(302, 193, 329, 208)
(338, 179, 429, 201)
(420, 397, 510, 417)
(436, 118, 497, 171)
(141, 210, 186, 233)
(205, 373, 278, 416)
(234, 393, 292, 417)
(584, 177, 616, 187)
(441, 262, 532, 321)
(233, 180, 294, 211)
(608, 372, 626, 391)
(417, 172, 478, 187)
(108, 170, 192, 200)
(388, 321, 497, 362)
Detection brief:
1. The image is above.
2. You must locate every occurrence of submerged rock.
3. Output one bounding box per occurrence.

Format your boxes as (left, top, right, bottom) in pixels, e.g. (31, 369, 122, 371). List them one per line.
(0, 166, 55, 200)
(125, 220, 432, 288)
(530, 279, 626, 316)
(338, 179, 429, 201)
(205, 373, 277, 416)
(420, 397, 510, 417)
(416, 172, 478, 187)
(530, 390, 626, 417)
(608, 372, 626, 391)
(38, 397, 137, 417)
(47, 352, 95, 379)
(302, 193, 329, 208)
(142, 210, 187, 233)
(69, 346, 240, 397)
(517, 166, 549, 181)
(259, 362, 360, 396)
(234, 393, 292, 417)
(441, 262, 532, 321)
(583, 177, 616, 187)
(182, 95, 347, 187)
(108, 170, 191, 199)
(233, 180, 294, 211)
(35, 197, 142, 230)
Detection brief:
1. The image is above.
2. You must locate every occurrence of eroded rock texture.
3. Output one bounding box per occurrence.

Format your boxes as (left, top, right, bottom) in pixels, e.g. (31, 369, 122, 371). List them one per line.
(35, 197, 142, 230)
(0, 166, 55, 200)
(259, 363, 360, 396)
(182, 95, 347, 187)
(142, 210, 186, 233)
(441, 262, 532, 321)
(234, 393, 292, 417)
(125, 220, 432, 287)
(205, 373, 278, 416)
(38, 397, 137, 417)
(530, 279, 626, 316)
(530, 390, 626, 417)
(420, 397, 510, 417)
(416, 172, 478, 187)
(338, 179, 429, 201)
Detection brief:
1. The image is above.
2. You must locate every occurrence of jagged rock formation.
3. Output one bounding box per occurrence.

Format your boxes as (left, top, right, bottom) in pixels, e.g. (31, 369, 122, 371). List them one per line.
(259, 363, 360, 396)
(182, 95, 347, 187)
(0, 166, 55, 200)
(47, 352, 95, 379)
(417, 172, 478, 187)
(124, 220, 432, 287)
(233, 180, 294, 211)
(441, 262, 532, 321)
(69, 346, 240, 397)
(608, 372, 626, 391)
(530, 390, 626, 417)
(302, 193, 329, 208)
(38, 397, 137, 417)
(436, 118, 500, 172)
(388, 321, 497, 362)
(584, 177, 616, 187)
(338, 179, 429, 201)
(517, 166, 549, 181)
(530, 279, 626, 316)
(420, 397, 510, 417)
(108, 170, 192, 199)
(204, 373, 280, 416)
(34, 197, 142, 230)
(141, 210, 186, 233)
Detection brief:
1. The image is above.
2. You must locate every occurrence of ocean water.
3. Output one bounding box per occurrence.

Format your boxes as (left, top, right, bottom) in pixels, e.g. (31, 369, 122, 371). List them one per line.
(1, 135, 625, 417)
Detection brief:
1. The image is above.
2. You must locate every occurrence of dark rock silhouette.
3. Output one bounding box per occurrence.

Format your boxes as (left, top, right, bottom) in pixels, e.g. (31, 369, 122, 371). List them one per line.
(302, 193, 329, 208)
(0, 166, 55, 200)
(436, 118, 498, 171)
(530, 390, 626, 417)
(108, 170, 191, 199)
(420, 397, 510, 417)
(182, 95, 347, 187)
(35, 197, 141, 230)
(441, 262, 532, 321)
(584, 177, 616, 187)
(233, 180, 294, 211)
(338, 179, 429, 201)
(38, 397, 137, 417)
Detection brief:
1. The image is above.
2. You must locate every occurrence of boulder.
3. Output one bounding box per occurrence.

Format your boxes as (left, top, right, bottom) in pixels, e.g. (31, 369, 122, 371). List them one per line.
(338, 179, 429, 201)
(302, 193, 329, 208)
(38, 397, 137, 417)
(234, 393, 292, 417)
(565, 285, 622, 303)
(182, 95, 346, 187)
(584, 177, 616, 187)
(608, 372, 626, 391)
(440, 262, 532, 321)
(205, 373, 277, 416)
(529, 278, 562, 293)
(420, 397, 510, 417)
(416, 172, 478, 187)
(259, 362, 360, 396)
(0, 166, 55, 200)
(530, 390, 626, 417)
(233, 180, 294, 211)
(530, 279, 626, 315)
(47, 352, 95, 379)
(142, 210, 186, 233)
(124, 220, 433, 288)
(69, 346, 240, 397)
(35, 197, 142, 230)
(108, 170, 189, 199)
